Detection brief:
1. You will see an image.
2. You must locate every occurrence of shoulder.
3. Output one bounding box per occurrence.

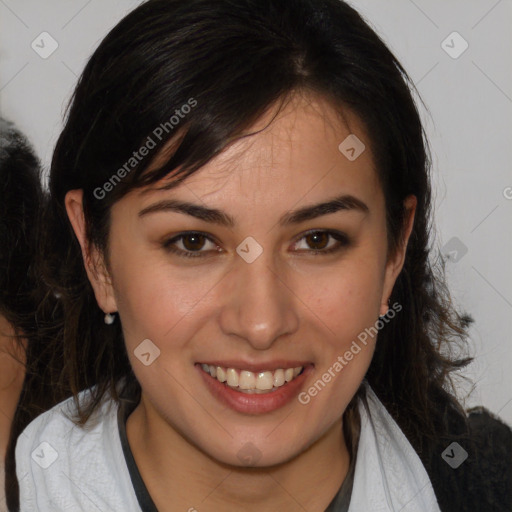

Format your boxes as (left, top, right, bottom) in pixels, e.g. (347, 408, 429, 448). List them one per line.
(15, 387, 140, 511)
(15, 388, 115, 465)
(425, 406, 512, 512)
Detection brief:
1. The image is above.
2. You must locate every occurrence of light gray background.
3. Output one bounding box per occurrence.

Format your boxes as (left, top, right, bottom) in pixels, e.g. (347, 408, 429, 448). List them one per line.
(1, 0, 511, 424)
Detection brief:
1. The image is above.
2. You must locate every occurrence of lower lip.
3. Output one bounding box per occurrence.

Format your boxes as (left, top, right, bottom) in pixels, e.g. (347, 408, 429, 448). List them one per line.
(196, 364, 312, 414)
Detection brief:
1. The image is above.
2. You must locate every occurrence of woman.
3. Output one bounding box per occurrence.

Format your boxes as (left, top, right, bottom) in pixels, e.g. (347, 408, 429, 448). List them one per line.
(0, 118, 40, 509)
(1, 119, 69, 511)
(12, 0, 511, 510)
(0, 118, 39, 512)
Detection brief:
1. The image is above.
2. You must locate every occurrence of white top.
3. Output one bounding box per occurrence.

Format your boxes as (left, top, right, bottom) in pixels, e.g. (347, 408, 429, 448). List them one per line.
(16, 389, 140, 511)
(349, 385, 441, 512)
(15, 382, 441, 512)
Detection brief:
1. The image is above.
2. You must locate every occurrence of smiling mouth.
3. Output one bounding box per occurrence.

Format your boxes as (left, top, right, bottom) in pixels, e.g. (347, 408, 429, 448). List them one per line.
(200, 364, 305, 394)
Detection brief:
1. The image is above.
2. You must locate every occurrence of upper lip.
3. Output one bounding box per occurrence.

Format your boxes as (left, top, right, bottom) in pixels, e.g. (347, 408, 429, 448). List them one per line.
(197, 361, 312, 372)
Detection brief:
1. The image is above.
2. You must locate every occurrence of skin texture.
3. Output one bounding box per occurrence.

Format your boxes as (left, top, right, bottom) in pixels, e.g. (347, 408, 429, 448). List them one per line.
(0, 316, 25, 456)
(66, 91, 416, 511)
(0, 315, 25, 509)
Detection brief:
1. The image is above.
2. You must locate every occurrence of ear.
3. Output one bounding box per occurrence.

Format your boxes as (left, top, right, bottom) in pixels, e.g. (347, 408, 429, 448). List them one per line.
(65, 189, 117, 314)
(380, 195, 417, 316)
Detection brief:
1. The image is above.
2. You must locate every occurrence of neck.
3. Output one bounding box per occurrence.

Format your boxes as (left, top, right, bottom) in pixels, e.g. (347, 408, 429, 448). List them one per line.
(0, 315, 26, 461)
(127, 397, 350, 512)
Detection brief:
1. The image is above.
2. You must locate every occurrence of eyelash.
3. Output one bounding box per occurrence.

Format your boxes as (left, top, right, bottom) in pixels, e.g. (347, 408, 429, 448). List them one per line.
(161, 230, 350, 259)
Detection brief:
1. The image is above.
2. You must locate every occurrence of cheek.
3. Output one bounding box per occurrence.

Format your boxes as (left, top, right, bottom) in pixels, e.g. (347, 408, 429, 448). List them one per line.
(312, 257, 385, 334)
(110, 249, 218, 352)
(295, 261, 383, 425)
(298, 249, 386, 400)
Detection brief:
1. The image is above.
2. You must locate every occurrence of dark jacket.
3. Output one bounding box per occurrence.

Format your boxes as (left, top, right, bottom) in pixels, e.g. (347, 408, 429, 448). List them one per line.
(422, 407, 512, 511)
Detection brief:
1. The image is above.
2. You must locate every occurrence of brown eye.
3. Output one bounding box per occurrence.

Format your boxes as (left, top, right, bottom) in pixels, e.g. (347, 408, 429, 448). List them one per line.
(181, 233, 207, 251)
(292, 230, 350, 255)
(304, 231, 330, 250)
(162, 231, 221, 259)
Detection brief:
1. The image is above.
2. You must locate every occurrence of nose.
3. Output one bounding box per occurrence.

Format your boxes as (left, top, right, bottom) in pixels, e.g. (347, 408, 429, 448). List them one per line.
(218, 251, 300, 350)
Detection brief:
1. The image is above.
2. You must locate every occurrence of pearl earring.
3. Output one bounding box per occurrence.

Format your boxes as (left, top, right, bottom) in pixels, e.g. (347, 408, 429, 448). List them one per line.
(379, 299, 390, 318)
(104, 313, 116, 325)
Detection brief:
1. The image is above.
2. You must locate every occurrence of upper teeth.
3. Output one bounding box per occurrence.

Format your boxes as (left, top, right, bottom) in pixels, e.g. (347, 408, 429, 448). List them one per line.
(201, 364, 303, 391)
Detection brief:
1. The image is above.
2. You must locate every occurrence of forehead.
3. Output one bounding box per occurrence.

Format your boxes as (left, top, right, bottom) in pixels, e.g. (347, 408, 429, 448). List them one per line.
(131, 91, 381, 214)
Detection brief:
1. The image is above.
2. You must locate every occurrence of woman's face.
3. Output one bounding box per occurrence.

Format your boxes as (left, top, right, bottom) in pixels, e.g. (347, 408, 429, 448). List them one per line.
(70, 92, 414, 467)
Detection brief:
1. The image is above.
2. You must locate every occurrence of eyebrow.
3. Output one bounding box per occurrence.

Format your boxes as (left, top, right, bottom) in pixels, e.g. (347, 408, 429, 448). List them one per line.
(138, 194, 369, 227)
